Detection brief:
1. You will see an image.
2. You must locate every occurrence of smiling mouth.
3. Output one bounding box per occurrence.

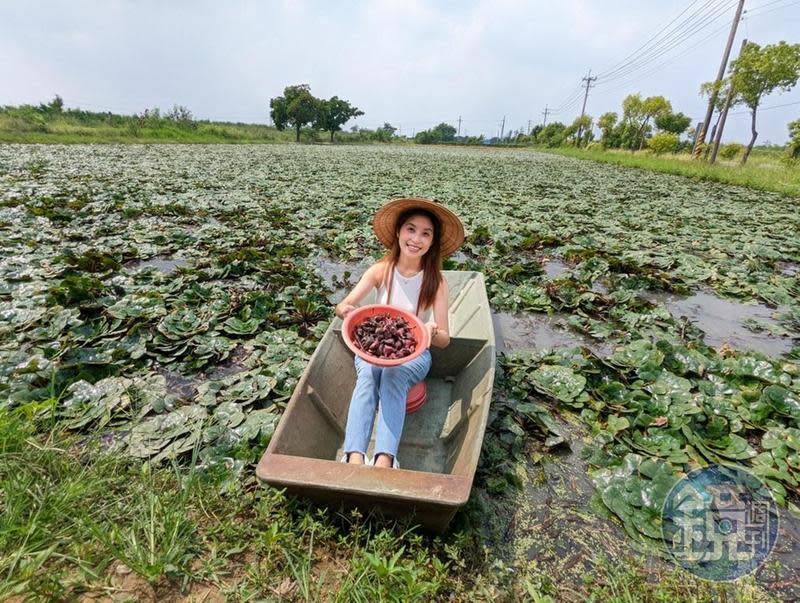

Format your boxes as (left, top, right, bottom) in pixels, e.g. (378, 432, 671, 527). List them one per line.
(407, 244, 421, 252)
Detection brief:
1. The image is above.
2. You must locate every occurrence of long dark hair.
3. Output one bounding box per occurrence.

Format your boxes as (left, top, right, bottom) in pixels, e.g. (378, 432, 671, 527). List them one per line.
(379, 208, 443, 314)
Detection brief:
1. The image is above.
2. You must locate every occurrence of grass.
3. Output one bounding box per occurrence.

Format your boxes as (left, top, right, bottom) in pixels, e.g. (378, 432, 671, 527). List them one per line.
(0, 400, 782, 602)
(536, 146, 800, 197)
(0, 117, 296, 144)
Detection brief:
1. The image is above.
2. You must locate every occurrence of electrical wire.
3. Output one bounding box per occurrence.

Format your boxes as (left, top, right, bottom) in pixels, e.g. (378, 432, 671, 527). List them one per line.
(743, 0, 800, 17)
(729, 99, 800, 114)
(595, 17, 735, 97)
(596, 0, 739, 86)
(595, 0, 732, 81)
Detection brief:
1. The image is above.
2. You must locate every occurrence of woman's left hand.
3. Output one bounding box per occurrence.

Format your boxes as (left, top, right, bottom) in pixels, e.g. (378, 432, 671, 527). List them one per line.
(426, 322, 438, 347)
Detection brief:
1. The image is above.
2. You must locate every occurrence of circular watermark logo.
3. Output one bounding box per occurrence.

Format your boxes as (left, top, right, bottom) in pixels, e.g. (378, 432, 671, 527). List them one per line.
(661, 464, 779, 581)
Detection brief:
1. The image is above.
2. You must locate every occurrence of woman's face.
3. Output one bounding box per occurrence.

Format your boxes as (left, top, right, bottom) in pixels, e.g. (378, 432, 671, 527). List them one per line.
(397, 213, 435, 260)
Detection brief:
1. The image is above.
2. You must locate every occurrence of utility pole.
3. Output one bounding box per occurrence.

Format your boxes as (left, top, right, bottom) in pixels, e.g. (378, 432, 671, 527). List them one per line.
(542, 105, 550, 127)
(710, 38, 747, 164)
(499, 115, 505, 140)
(693, 0, 746, 158)
(527, 119, 532, 135)
(457, 116, 462, 137)
(576, 70, 597, 146)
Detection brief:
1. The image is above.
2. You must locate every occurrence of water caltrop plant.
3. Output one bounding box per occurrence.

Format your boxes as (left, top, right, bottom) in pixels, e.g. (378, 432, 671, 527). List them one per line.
(1, 143, 799, 599)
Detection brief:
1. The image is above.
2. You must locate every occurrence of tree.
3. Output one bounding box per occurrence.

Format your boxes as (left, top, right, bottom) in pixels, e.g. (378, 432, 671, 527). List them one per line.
(618, 94, 673, 150)
(728, 41, 800, 164)
(415, 122, 456, 144)
(379, 123, 397, 136)
(788, 118, 800, 160)
(655, 111, 691, 135)
(535, 122, 568, 147)
(597, 112, 618, 147)
(270, 84, 320, 142)
(568, 115, 592, 147)
(165, 104, 195, 129)
(38, 95, 64, 115)
(636, 95, 672, 150)
(314, 96, 364, 142)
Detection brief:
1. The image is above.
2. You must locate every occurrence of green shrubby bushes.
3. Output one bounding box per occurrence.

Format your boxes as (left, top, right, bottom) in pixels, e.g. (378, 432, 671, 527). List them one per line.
(788, 118, 800, 161)
(647, 132, 679, 155)
(719, 143, 744, 160)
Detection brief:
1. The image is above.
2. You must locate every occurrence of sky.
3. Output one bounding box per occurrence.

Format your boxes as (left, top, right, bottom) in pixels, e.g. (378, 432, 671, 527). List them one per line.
(1, 0, 799, 143)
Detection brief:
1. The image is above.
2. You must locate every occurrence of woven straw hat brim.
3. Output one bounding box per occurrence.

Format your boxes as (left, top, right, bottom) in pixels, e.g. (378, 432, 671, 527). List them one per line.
(372, 198, 465, 257)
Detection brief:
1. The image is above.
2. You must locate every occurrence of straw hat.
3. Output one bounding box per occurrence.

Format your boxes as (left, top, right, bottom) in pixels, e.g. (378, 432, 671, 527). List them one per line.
(372, 197, 465, 257)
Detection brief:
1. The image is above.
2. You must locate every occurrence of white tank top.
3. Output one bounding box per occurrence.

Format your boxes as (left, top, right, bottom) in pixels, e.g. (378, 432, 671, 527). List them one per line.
(376, 267, 433, 324)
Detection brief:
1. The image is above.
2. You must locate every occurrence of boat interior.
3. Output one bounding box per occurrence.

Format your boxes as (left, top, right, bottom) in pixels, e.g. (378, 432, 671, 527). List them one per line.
(267, 271, 495, 475)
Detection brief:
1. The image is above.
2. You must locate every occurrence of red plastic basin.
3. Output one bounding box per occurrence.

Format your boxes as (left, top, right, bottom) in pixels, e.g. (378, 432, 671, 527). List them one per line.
(342, 304, 430, 367)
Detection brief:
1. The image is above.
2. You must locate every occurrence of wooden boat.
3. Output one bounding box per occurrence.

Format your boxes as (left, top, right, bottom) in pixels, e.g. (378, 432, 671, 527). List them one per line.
(256, 271, 495, 532)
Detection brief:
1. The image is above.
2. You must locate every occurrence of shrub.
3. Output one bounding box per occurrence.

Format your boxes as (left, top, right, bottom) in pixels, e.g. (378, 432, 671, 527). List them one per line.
(647, 132, 679, 155)
(719, 143, 744, 160)
(787, 119, 800, 161)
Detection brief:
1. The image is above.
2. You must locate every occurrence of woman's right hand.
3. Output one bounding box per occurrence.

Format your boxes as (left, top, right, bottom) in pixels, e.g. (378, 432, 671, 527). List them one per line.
(338, 303, 356, 319)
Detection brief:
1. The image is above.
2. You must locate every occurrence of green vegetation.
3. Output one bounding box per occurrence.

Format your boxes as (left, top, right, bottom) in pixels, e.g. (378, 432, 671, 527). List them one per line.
(1, 144, 799, 599)
(727, 41, 800, 163)
(1, 409, 775, 601)
(646, 132, 680, 155)
(0, 98, 295, 144)
(537, 145, 800, 196)
(270, 84, 364, 142)
(415, 122, 458, 144)
(786, 118, 800, 162)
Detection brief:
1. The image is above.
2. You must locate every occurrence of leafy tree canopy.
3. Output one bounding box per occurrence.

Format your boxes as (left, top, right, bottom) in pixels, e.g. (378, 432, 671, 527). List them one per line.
(655, 112, 691, 135)
(314, 96, 364, 142)
(731, 41, 800, 110)
(415, 122, 456, 144)
(728, 41, 800, 163)
(270, 84, 320, 142)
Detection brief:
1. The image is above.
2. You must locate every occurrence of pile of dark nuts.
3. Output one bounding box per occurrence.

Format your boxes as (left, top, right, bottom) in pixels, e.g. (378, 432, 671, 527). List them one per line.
(352, 314, 417, 360)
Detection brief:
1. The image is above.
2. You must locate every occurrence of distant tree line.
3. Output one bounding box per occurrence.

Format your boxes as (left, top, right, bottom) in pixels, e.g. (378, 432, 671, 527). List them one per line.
(269, 84, 364, 142)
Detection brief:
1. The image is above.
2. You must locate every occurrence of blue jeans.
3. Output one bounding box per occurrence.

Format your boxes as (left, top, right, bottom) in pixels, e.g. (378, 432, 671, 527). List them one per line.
(342, 349, 432, 460)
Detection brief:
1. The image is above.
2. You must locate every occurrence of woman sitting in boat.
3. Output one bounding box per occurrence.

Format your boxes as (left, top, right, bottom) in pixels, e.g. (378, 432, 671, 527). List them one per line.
(334, 197, 465, 469)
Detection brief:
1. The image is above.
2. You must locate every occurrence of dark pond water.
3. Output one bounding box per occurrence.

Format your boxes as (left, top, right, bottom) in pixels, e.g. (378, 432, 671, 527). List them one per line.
(125, 255, 188, 274)
(501, 420, 800, 601)
(777, 262, 799, 277)
(543, 258, 570, 279)
(492, 311, 613, 357)
(204, 345, 249, 380)
(313, 253, 371, 304)
(154, 365, 200, 401)
(646, 291, 794, 357)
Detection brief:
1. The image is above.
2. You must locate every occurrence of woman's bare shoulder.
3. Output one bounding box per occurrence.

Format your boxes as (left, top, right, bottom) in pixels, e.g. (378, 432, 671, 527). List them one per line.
(365, 260, 389, 286)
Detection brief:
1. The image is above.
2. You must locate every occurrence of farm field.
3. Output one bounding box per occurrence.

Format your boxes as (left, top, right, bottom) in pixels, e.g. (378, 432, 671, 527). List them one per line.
(2, 143, 800, 601)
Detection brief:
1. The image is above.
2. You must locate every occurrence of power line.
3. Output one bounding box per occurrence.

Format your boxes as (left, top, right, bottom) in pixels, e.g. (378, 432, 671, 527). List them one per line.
(594, 0, 707, 78)
(596, 0, 739, 86)
(548, 0, 741, 120)
(743, 0, 800, 16)
(595, 0, 732, 81)
(594, 17, 734, 96)
(729, 99, 800, 114)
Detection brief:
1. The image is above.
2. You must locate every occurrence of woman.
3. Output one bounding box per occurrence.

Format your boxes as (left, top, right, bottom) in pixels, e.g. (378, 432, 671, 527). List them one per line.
(335, 197, 465, 469)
